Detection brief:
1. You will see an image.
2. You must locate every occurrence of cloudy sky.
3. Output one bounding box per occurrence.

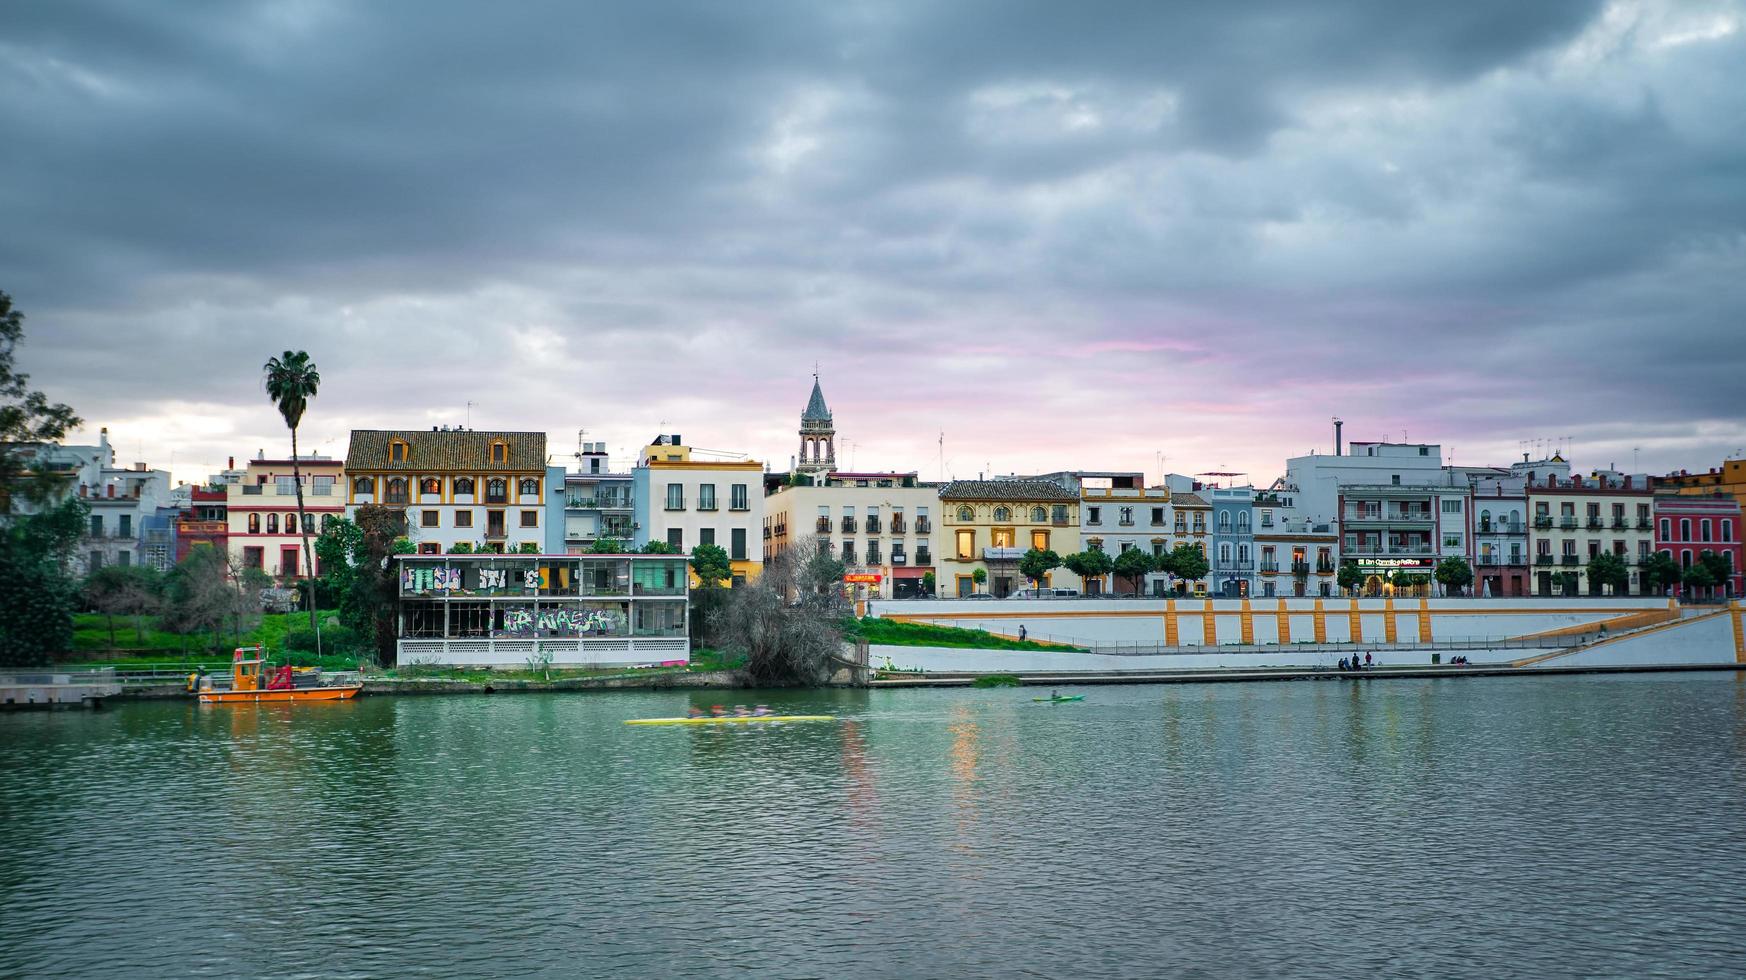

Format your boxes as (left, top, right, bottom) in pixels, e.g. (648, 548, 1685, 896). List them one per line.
(5, 0, 1744, 487)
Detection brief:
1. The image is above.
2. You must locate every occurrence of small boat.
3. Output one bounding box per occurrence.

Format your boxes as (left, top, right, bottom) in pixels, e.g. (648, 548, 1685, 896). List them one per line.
(196, 647, 363, 704)
(1033, 695, 1085, 703)
(625, 715, 836, 726)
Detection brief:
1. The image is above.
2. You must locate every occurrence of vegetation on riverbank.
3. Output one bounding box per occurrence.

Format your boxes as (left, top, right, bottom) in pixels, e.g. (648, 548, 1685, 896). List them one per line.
(843, 617, 1086, 652)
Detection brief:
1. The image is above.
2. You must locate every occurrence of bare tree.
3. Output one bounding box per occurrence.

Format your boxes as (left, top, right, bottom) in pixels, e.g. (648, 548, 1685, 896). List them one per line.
(718, 538, 848, 686)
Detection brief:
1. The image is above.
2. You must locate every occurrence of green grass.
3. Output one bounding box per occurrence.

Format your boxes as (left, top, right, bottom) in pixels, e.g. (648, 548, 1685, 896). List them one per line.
(66, 610, 363, 668)
(843, 616, 1086, 652)
(971, 674, 1022, 688)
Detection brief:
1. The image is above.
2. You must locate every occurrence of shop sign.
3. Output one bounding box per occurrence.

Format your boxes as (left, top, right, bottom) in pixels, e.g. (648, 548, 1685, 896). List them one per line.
(844, 573, 883, 583)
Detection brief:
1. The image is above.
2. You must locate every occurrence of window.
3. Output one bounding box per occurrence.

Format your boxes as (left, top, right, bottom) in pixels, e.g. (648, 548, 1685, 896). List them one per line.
(1391, 475, 1401, 485)
(698, 484, 717, 511)
(991, 528, 1015, 548)
(956, 529, 975, 559)
(1442, 498, 1462, 513)
(418, 542, 440, 555)
(1660, 518, 1671, 539)
(286, 512, 297, 532)
(1726, 523, 1735, 543)
(1120, 507, 1133, 526)
(1260, 511, 1272, 528)
(731, 484, 749, 510)
(267, 513, 279, 533)
(486, 479, 507, 503)
(276, 476, 298, 495)
(454, 511, 473, 528)
(243, 546, 263, 568)
(1681, 519, 1692, 542)
(698, 528, 716, 547)
(455, 478, 475, 495)
(1217, 513, 1231, 532)
(1702, 520, 1712, 542)
(321, 514, 335, 531)
(519, 478, 539, 496)
(993, 506, 1011, 522)
(354, 477, 373, 494)
(1032, 530, 1049, 551)
(1151, 507, 1165, 525)
(520, 510, 539, 528)
(386, 478, 408, 504)
(1087, 507, 1101, 525)
(390, 440, 409, 462)
(665, 484, 684, 510)
(1444, 534, 1462, 548)
(956, 505, 974, 522)
(312, 475, 335, 496)
(1236, 512, 1249, 531)
(491, 441, 509, 464)
(421, 478, 441, 495)
(731, 528, 747, 561)
(1219, 543, 1232, 562)
(248, 513, 260, 533)
(1031, 506, 1047, 522)
(303, 514, 315, 534)
(1053, 505, 1069, 525)
(667, 528, 683, 551)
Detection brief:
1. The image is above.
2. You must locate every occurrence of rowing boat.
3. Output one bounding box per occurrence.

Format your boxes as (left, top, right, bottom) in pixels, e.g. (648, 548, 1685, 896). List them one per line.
(625, 715, 836, 726)
(1033, 695, 1085, 703)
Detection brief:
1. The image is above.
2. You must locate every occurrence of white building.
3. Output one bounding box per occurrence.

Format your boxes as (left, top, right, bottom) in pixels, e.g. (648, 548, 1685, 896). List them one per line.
(632, 435, 764, 585)
(558, 441, 633, 553)
(764, 472, 941, 598)
(13, 427, 177, 573)
(227, 454, 345, 579)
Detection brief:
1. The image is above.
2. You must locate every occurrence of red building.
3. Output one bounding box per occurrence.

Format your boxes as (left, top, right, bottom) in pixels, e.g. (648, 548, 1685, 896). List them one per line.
(174, 486, 230, 563)
(1653, 494, 1742, 598)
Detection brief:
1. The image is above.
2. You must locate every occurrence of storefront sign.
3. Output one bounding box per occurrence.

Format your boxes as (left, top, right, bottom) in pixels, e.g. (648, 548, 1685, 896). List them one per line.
(844, 573, 883, 583)
(1356, 557, 1434, 571)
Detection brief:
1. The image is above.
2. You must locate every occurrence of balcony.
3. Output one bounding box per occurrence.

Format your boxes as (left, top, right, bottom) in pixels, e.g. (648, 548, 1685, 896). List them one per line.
(1611, 518, 1629, 530)
(762, 527, 771, 540)
(1536, 554, 1554, 566)
(242, 485, 263, 496)
(890, 519, 906, 535)
(865, 549, 882, 565)
(1174, 523, 1188, 534)
(664, 498, 686, 511)
(774, 523, 786, 537)
(1586, 518, 1603, 530)
(816, 518, 831, 534)
(1561, 555, 1580, 566)
(841, 518, 857, 533)
(840, 549, 858, 564)
(1052, 516, 1071, 527)
(1343, 509, 1433, 524)
(1191, 525, 1207, 536)
(729, 501, 750, 512)
(1291, 562, 1310, 575)
(1559, 517, 1578, 530)
(1638, 518, 1655, 530)
(865, 517, 881, 534)
(697, 499, 718, 512)
(983, 546, 1024, 561)
(1347, 545, 1435, 556)
(915, 519, 931, 534)
(1316, 561, 1335, 573)
(1534, 516, 1553, 529)
(891, 552, 907, 565)
(915, 550, 932, 565)
(1216, 559, 1255, 571)
(1259, 561, 1280, 573)
(1479, 520, 1524, 534)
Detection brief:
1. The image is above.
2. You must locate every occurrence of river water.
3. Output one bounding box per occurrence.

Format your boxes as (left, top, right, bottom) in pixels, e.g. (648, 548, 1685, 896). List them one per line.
(5, 674, 1746, 978)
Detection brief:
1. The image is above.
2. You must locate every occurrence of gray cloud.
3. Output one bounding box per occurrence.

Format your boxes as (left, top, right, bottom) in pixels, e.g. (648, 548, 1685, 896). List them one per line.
(4, 0, 1744, 485)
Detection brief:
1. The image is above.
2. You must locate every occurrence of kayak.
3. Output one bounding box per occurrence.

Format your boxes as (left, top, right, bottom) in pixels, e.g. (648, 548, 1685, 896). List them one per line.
(1033, 696, 1084, 703)
(625, 715, 837, 726)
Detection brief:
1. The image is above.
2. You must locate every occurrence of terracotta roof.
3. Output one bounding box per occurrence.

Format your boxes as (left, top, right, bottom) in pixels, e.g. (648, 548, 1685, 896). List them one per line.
(940, 479, 1078, 502)
(345, 430, 546, 472)
(1171, 492, 1209, 506)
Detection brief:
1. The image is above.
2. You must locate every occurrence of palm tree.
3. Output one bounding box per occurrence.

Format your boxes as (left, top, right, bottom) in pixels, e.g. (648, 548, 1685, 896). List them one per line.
(264, 350, 322, 652)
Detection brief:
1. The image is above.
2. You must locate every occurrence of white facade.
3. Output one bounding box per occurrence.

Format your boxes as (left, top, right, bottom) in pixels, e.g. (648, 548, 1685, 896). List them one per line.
(763, 477, 940, 598)
(1285, 441, 1456, 524)
(633, 460, 765, 580)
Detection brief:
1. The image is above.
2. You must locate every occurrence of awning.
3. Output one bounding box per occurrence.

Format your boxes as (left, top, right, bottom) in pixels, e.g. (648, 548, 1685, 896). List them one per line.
(892, 567, 927, 579)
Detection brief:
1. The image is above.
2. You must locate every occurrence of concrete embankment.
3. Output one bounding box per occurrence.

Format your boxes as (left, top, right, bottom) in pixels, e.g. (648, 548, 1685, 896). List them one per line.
(872, 662, 1746, 688)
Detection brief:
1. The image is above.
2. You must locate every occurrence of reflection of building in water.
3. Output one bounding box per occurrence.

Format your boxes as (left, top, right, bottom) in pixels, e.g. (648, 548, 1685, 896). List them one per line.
(839, 720, 878, 837)
(948, 704, 981, 851)
(394, 554, 690, 666)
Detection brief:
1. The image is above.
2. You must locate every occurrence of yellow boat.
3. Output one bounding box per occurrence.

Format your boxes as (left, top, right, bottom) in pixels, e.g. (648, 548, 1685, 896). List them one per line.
(195, 647, 363, 705)
(625, 715, 836, 726)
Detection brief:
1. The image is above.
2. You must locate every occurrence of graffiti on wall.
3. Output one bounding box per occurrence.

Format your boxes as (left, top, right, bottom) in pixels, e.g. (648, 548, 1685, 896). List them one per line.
(494, 606, 627, 637)
(480, 569, 507, 590)
(402, 566, 461, 592)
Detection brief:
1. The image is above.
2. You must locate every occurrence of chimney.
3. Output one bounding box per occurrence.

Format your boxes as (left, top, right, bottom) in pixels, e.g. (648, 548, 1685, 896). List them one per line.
(107, 483, 115, 498)
(79, 484, 87, 498)
(228, 456, 235, 470)
(1334, 418, 1343, 457)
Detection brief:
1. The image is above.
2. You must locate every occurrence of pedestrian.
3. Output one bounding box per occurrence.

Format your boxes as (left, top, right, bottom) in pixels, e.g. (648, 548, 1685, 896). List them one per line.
(1019, 625, 1027, 641)
(1364, 652, 1373, 669)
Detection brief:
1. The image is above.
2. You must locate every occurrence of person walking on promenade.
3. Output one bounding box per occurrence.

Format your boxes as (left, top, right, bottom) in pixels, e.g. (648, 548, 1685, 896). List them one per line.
(1019, 625, 1028, 641)
(1365, 652, 1373, 669)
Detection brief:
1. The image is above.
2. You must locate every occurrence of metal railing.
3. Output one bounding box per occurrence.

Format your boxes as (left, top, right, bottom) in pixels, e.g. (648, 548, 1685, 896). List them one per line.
(865, 518, 881, 534)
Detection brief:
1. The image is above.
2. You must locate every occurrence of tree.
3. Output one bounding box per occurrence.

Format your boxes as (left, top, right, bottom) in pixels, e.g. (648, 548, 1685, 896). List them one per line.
(447, 541, 474, 554)
(640, 540, 678, 554)
(1434, 556, 1474, 596)
(689, 543, 732, 588)
(590, 536, 625, 554)
(1063, 550, 1113, 595)
(1018, 547, 1061, 592)
(971, 567, 987, 592)
(82, 565, 162, 649)
(717, 538, 846, 686)
(920, 571, 936, 596)
(1112, 547, 1153, 595)
(0, 290, 85, 666)
(325, 505, 411, 664)
(1586, 552, 1629, 596)
(1683, 562, 1718, 598)
(263, 350, 323, 652)
(1641, 551, 1681, 595)
(1337, 560, 1363, 597)
(1698, 551, 1734, 595)
(165, 547, 261, 654)
(1558, 570, 1581, 596)
(1168, 543, 1209, 586)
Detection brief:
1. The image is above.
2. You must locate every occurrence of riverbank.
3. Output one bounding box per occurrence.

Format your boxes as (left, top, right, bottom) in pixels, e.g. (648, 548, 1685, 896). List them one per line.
(871, 661, 1746, 687)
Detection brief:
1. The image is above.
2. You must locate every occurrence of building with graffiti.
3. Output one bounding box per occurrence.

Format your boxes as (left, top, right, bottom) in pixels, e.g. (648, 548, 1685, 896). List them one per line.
(394, 553, 690, 666)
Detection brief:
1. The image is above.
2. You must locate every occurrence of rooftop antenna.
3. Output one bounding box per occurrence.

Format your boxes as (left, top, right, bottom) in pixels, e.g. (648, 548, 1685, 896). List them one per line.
(1632, 446, 1641, 473)
(466, 401, 475, 429)
(938, 432, 945, 483)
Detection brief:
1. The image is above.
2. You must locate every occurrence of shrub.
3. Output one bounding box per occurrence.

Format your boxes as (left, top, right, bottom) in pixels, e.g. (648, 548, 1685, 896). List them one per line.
(285, 624, 363, 654)
(972, 674, 1022, 688)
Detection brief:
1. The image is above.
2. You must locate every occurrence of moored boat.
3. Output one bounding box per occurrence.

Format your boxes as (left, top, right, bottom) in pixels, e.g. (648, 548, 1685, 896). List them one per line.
(195, 647, 363, 704)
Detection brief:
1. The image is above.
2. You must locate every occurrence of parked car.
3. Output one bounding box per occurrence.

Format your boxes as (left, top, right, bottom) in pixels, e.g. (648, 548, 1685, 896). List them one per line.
(964, 592, 996, 600)
(1052, 588, 1081, 597)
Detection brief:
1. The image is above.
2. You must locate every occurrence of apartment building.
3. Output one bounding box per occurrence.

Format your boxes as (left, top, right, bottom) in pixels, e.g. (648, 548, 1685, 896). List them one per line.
(228, 455, 345, 578)
(1654, 494, 1742, 596)
(764, 471, 939, 598)
(938, 479, 1079, 597)
(1252, 487, 1337, 597)
(632, 434, 763, 585)
(346, 428, 547, 554)
(1526, 472, 1654, 595)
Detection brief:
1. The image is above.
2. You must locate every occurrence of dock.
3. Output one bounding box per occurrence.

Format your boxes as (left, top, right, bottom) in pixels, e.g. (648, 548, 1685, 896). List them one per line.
(1, 672, 124, 710)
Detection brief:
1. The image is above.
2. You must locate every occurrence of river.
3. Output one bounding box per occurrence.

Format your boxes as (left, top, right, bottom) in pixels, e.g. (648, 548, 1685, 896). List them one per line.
(4, 674, 1746, 978)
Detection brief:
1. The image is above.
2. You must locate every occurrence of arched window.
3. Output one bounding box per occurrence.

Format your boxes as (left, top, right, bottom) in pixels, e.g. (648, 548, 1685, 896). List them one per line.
(1218, 513, 1232, 532)
(1237, 512, 1250, 530)
(266, 513, 278, 533)
(1681, 519, 1692, 542)
(957, 505, 974, 522)
(321, 514, 334, 531)
(249, 513, 260, 533)
(302, 514, 315, 533)
(1726, 522, 1735, 543)
(993, 506, 1011, 522)
(487, 478, 507, 502)
(519, 478, 539, 496)
(1238, 543, 1249, 561)
(285, 513, 297, 532)
(1702, 520, 1712, 542)
(385, 478, 408, 503)
(1031, 506, 1047, 522)
(353, 477, 372, 494)
(1219, 543, 1231, 562)
(420, 477, 441, 495)
(454, 477, 475, 495)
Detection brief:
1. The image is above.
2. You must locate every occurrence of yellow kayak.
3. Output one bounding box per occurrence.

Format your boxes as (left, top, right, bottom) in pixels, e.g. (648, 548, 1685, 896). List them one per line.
(625, 715, 837, 726)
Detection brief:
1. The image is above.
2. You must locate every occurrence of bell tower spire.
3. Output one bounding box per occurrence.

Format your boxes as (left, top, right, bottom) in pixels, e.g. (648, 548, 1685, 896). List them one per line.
(797, 373, 835, 476)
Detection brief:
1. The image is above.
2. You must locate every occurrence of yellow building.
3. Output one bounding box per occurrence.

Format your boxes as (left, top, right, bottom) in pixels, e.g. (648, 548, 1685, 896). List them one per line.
(1657, 458, 1746, 514)
(345, 429, 547, 554)
(938, 480, 1080, 597)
